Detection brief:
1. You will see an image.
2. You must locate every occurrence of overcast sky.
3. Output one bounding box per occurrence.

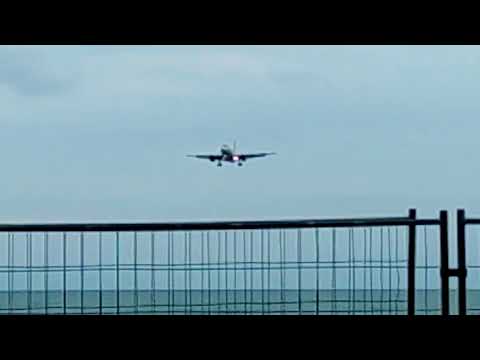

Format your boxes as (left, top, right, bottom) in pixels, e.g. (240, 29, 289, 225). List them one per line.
(1, 45, 480, 222)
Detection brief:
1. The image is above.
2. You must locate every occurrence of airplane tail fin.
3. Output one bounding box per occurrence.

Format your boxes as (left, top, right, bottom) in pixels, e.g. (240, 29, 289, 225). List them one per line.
(233, 140, 237, 153)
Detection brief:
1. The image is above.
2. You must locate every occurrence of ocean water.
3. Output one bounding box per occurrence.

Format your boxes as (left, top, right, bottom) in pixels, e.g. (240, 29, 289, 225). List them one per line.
(0, 289, 472, 315)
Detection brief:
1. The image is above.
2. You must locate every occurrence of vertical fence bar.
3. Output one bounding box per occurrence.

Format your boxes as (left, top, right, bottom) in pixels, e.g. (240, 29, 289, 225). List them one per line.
(168, 232, 171, 315)
(80, 232, 84, 314)
(267, 231, 271, 314)
(380, 228, 384, 315)
(116, 232, 120, 315)
(44, 233, 48, 315)
(27, 233, 32, 314)
(352, 228, 356, 314)
(217, 232, 221, 314)
(332, 229, 337, 313)
(315, 228, 320, 315)
(189, 232, 193, 314)
(407, 208, 416, 316)
(457, 209, 467, 316)
(234, 231, 237, 313)
(201, 232, 204, 312)
(185, 232, 189, 314)
(99, 233, 103, 315)
(171, 232, 175, 314)
(243, 232, 247, 315)
(134, 232, 138, 314)
(363, 229, 367, 314)
(280, 230, 285, 314)
(151, 232, 156, 313)
(369, 228, 373, 314)
(347, 229, 352, 314)
(63, 233, 67, 315)
(7, 233, 11, 314)
(11, 234, 15, 313)
(184, 232, 188, 315)
(250, 231, 254, 314)
(395, 228, 400, 314)
(297, 229, 302, 314)
(219, 233, 223, 313)
(388, 228, 392, 314)
(440, 210, 449, 316)
(225, 231, 228, 313)
(423, 226, 428, 314)
(261, 230, 265, 315)
(207, 232, 211, 315)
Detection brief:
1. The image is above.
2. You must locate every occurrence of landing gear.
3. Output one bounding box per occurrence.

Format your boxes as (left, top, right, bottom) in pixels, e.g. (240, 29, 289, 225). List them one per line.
(217, 162, 222, 167)
(238, 162, 243, 167)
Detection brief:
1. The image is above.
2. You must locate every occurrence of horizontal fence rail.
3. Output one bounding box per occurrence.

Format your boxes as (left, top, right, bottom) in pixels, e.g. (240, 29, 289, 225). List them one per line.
(0, 210, 446, 315)
(0, 217, 441, 232)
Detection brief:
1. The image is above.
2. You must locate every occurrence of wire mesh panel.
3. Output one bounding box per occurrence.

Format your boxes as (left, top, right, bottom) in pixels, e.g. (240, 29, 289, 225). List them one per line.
(414, 226, 443, 315)
(462, 221, 480, 315)
(0, 213, 443, 315)
(454, 210, 480, 315)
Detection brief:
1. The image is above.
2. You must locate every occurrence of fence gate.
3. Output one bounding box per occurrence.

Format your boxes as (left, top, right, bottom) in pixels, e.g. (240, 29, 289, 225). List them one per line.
(0, 209, 449, 315)
(455, 209, 475, 315)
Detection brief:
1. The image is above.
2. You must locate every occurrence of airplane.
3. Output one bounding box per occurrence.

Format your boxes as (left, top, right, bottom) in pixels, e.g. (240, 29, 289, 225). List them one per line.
(187, 142, 276, 167)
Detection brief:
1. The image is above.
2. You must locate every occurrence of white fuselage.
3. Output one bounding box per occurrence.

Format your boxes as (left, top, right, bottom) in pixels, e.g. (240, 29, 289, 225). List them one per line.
(220, 145, 240, 163)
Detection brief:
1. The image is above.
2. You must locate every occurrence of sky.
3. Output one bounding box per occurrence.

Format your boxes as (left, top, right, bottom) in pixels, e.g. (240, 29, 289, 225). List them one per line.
(1, 45, 480, 223)
(3, 45, 480, 294)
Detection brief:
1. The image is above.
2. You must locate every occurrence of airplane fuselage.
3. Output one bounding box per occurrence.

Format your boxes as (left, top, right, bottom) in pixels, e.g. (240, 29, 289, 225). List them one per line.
(220, 145, 240, 163)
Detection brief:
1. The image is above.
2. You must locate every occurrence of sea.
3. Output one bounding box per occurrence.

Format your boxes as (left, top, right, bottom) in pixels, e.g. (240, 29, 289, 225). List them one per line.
(0, 289, 475, 315)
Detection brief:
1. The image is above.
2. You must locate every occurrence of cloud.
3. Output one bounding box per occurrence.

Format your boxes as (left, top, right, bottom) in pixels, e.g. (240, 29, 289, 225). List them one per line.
(0, 46, 77, 96)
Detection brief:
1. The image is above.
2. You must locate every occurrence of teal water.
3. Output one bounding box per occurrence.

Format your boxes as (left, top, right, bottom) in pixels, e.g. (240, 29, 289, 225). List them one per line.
(0, 289, 470, 315)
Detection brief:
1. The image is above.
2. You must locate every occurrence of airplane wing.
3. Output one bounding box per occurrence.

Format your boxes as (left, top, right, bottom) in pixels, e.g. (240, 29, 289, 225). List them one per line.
(187, 154, 222, 161)
(239, 152, 276, 160)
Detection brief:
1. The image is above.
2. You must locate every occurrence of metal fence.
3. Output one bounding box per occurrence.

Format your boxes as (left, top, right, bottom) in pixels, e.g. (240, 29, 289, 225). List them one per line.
(0, 209, 447, 315)
(455, 209, 478, 315)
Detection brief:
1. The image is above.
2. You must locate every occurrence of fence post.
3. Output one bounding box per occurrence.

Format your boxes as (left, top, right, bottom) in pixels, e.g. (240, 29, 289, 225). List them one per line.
(408, 208, 416, 316)
(440, 210, 449, 316)
(457, 209, 467, 316)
